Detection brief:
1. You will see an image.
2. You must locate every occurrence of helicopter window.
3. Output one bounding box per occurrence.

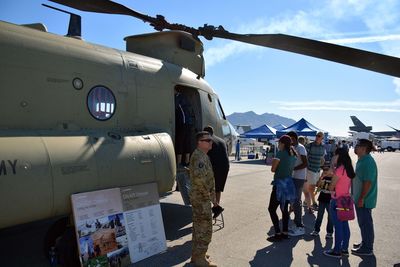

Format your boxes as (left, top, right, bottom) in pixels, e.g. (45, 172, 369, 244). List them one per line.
(87, 86, 116, 120)
(214, 97, 226, 120)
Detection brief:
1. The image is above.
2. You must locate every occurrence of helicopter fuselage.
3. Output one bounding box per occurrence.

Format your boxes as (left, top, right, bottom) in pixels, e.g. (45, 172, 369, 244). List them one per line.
(0, 20, 232, 228)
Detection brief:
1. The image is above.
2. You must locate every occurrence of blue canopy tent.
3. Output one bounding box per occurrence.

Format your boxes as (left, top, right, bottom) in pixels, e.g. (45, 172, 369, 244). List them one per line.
(243, 124, 277, 140)
(273, 124, 286, 131)
(276, 118, 327, 137)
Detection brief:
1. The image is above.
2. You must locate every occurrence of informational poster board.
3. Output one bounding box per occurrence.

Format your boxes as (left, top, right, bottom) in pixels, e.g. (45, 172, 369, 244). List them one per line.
(120, 184, 167, 263)
(71, 183, 166, 267)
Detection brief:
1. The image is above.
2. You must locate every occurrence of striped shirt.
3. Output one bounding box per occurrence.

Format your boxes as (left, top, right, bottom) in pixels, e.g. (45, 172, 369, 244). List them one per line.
(306, 142, 325, 172)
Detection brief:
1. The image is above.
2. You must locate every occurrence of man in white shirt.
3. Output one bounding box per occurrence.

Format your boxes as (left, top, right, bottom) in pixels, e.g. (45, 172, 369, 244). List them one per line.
(287, 131, 308, 236)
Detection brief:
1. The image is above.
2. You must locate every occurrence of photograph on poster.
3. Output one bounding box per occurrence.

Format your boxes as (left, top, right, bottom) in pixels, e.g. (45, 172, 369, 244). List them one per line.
(77, 213, 130, 266)
(107, 247, 130, 267)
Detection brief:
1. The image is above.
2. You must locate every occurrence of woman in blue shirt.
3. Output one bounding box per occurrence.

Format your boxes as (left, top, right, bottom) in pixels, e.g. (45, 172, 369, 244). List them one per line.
(267, 135, 297, 242)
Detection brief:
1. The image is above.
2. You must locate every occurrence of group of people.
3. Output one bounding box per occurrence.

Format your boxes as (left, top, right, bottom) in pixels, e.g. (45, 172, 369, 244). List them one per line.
(182, 125, 377, 266)
(267, 131, 378, 259)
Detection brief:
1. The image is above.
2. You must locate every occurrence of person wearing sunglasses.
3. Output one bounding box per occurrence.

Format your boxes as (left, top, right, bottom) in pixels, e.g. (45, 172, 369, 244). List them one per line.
(305, 131, 326, 213)
(351, 139, 377, 256)
(189, 131, 220, 267)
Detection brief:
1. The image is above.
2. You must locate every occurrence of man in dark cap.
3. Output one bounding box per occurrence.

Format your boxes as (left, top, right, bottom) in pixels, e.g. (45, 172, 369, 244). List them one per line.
(352, 139, 378, 256)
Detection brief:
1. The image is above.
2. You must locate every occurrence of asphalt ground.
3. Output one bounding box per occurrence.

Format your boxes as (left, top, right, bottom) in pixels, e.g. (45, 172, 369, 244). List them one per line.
(136, 150, 400, 267)
(1, 150, 399, 267)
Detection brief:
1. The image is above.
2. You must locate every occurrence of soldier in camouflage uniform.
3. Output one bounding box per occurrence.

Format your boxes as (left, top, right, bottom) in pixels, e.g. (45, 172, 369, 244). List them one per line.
(189, 131, 219, 267)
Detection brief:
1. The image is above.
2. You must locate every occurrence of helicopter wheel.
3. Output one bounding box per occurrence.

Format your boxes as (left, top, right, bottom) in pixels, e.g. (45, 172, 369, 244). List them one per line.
(43, 216, 80, 267)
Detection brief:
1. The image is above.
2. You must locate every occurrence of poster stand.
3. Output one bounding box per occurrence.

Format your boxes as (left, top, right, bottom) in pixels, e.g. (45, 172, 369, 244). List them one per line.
(71, 183, 166, 267)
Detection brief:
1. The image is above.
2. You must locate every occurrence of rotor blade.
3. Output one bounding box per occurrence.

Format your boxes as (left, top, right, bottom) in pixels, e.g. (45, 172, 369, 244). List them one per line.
(48, 0, 400, 77)
(210, 31, 400, 78)
(48, 0, 156, 23)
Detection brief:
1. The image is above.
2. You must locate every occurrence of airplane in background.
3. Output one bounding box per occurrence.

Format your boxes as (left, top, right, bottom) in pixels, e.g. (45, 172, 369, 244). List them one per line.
(349, 116, 400, 138)
(349, 116, 372, 132)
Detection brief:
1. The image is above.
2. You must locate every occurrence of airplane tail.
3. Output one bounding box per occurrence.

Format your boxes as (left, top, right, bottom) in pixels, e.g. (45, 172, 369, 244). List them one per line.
(349, 116, 372, 132)
(350, 116, 367, 127)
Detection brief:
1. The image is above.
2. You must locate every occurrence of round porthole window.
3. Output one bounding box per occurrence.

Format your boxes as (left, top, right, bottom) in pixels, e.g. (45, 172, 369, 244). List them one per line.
(87, 86, 116, 121)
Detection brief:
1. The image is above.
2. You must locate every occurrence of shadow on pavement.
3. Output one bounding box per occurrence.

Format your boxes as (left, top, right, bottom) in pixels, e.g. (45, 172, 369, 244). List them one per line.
(0, 218, 60, 267)
(161, 202, 193, 241)
(355, 254, 377, 267)
(232, 159, 267, 165)
(133, 240, 192, 267)
(249, 236, 300, 267)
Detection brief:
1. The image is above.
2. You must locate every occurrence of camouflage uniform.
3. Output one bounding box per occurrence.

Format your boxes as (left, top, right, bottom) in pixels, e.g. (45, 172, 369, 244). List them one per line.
(189, 148, 216, 259)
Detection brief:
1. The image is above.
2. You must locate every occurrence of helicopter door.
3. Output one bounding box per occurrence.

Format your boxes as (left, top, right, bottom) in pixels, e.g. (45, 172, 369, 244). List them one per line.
(174, 86, 201, 164)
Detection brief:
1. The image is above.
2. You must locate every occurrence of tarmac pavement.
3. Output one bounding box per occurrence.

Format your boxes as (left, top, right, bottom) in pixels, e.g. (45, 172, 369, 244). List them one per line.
(135, 150, 400, 267)
(1, 150, 399, 266)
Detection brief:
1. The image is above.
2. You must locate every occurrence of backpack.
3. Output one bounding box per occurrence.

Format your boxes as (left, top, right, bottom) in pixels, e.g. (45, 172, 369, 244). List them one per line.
(336, 196, 355, 221)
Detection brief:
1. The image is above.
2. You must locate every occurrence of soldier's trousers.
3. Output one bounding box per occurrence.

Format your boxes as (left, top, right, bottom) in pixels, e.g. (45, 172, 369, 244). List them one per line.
(192, 201, 212, 256)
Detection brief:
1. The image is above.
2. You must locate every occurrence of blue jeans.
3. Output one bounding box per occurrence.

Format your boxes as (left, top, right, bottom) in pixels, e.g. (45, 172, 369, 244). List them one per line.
(355, 206, 374, 251)
(235, 149, 240, 160)
(330, 199, 350, 253)
(314, 201, 333, 233)
(293, 178, 305, 227)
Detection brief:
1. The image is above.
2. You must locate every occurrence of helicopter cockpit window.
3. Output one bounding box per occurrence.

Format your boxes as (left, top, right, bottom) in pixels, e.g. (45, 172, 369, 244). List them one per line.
(87, 86, 116, 120)
(214, 97, 226, 120)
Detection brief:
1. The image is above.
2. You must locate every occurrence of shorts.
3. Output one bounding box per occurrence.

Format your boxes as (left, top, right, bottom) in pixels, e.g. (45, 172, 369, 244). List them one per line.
(306, 170, 320, 185)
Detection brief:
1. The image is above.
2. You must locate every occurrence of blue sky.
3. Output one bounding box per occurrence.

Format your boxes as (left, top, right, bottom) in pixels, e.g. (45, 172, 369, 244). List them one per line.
(1, 0, 400, 136)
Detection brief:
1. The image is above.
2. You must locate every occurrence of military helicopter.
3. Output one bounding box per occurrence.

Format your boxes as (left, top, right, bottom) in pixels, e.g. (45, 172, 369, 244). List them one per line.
(1, 0, 400, 261)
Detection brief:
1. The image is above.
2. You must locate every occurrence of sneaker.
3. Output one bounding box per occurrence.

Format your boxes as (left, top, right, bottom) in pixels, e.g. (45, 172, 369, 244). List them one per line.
(288, 226, 305, 236)
(325, 233, 333, 239)
(280, 233, 290, 240)
(310, 230, 319, 236)
(267, 234, 282, 242)
(353, 242, 362, 249)
(351, 247, 374, 256)
(289, 205, 294, 214)
(323, 250, 342, 258)
(341, 250, 349, 256)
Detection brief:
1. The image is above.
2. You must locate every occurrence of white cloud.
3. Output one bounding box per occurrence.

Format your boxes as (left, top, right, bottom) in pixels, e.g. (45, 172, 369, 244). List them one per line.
(204, 0, 400, 96)
(394, 78, 400, 96)
(323, 34, 400, 45)
(205, 0, 400, 66)
(327, 0, 372, 19)
(204, 41, 258, 67)
(204, 10, 325, 67)
(271, 99, 400, 112)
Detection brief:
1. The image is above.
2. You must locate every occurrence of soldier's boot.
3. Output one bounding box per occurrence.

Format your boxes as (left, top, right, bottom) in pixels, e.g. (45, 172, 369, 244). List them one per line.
(206, 257, 217, 267)
(190, 256, 217, 267)
(191, 253, 217, 267)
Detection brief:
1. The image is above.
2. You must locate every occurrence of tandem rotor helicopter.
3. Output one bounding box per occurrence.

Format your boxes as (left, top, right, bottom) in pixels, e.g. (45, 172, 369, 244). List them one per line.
(1, 0, 400, 259)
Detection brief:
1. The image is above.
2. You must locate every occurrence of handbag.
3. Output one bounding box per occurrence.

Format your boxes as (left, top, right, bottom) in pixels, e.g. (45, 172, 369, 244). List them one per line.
(336, 196, 355, 221)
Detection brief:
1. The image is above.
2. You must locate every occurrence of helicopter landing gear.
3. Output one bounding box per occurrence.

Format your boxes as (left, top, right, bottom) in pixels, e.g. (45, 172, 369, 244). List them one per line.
(43, 216, 80, 267)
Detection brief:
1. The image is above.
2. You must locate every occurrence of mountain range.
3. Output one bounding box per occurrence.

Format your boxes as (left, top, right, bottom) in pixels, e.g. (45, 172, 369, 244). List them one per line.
(227, 111, 296, 130)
